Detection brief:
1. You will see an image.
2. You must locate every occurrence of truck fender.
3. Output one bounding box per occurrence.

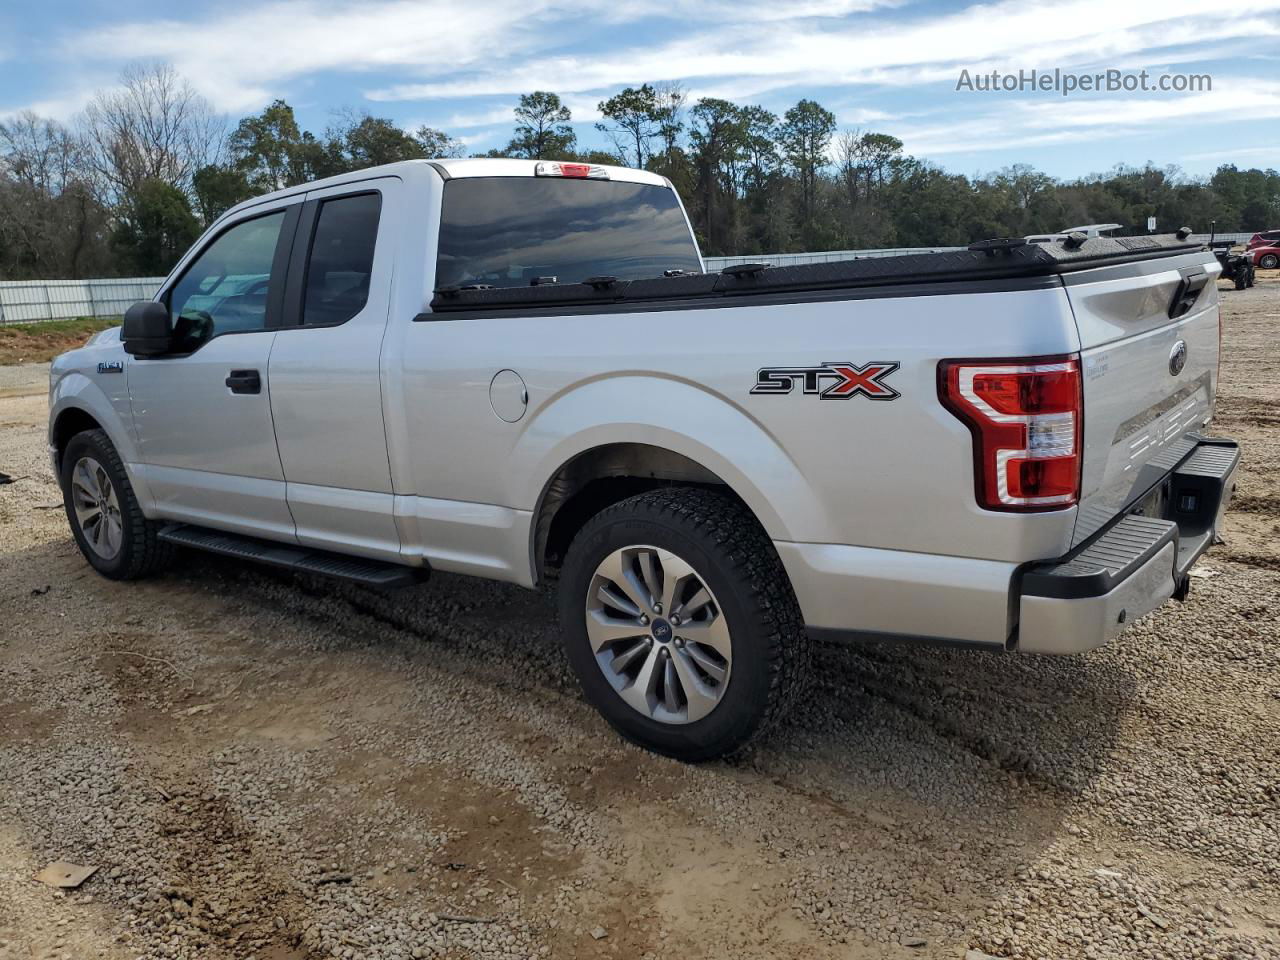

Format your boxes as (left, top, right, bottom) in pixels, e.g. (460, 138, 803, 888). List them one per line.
(511, 375, 829, 542)
(48, 373, 152, 507)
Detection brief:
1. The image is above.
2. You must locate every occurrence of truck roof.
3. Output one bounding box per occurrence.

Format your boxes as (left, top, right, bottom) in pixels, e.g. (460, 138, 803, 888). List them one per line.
(218, 158, 670, 224)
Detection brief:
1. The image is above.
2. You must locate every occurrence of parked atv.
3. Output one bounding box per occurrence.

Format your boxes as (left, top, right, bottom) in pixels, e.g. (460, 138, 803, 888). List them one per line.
(1212, 241, 1256, 290)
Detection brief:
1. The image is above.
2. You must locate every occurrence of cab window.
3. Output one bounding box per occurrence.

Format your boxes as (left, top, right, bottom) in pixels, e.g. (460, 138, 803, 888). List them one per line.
(302, 193, 381, 326)
(167, 211, 286, 350)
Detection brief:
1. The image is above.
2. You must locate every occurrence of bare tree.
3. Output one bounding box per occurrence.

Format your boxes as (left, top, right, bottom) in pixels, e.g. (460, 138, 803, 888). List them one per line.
(0, 111, 84, 195)
(653, 82, 688, 160)
(80, 62, 224, 201)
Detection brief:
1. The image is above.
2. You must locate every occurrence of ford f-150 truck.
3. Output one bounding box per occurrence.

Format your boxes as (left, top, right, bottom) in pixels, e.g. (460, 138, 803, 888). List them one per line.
(48, 158, 1238, 760)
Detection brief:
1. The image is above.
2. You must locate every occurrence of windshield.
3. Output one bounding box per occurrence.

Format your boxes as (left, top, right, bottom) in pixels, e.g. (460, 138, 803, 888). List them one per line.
(435, 177, 701, 289)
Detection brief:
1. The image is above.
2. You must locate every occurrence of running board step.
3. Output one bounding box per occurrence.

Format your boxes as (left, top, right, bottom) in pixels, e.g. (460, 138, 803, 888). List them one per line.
(157, 524, 426, 588)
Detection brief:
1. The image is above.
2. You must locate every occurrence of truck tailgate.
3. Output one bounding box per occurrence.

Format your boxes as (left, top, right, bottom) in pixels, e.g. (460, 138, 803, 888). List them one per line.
(1064, 252, 1222, 546)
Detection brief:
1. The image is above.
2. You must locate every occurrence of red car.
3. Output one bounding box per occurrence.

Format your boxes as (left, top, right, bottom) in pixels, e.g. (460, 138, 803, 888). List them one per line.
(1247, 229, 1280, 249)
(1252, 244, 1280, 269)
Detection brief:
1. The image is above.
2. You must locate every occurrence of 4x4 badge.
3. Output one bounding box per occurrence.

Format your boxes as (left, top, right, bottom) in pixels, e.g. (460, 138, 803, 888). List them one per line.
(96, 361, 124, 375)
(751, 361, 900, 400)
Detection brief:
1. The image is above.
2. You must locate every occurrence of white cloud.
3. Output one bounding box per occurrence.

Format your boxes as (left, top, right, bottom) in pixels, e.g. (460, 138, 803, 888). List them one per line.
(891, 83, 1280, 156)
(364, 0, 1280, 101)
(7, 0, 1275, 178)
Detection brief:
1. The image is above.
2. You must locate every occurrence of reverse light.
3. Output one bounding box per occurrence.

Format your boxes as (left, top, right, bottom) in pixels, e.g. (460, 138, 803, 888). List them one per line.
(938, 356, 1083, 512)
(533, 161, 609, 180)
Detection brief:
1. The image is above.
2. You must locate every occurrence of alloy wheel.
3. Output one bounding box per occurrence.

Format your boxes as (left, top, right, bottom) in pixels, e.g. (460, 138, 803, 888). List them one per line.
(585, 545, 732, 724)
(70, 456, 124, 560)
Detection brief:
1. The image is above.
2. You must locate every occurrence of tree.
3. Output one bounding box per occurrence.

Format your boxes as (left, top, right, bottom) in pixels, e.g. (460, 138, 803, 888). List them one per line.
(80, 62, 223, 201)
(740, 106, 779, 194)
(779, 99, 836, 230)
(111, 178, 200, 274)
(653, 82, 687, 161)
(339, 113, 427, 168)
(415, 126, 464, 159)
(192, 164, 253, 223)
(507, 92, 576, 160)
(596, 85, 664, 168)
(229, 99, 306, 191)
(0, 111, 114, 279)
(689, 98, 746, 251)
(0, 111, 83, 195)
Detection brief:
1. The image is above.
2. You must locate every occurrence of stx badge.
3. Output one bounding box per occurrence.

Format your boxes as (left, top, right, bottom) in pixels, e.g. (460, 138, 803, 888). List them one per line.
(751, 361, 901, 400)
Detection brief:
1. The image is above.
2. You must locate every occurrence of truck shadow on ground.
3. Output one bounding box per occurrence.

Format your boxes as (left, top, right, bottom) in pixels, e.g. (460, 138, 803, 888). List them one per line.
(175, 547, 1134, 808)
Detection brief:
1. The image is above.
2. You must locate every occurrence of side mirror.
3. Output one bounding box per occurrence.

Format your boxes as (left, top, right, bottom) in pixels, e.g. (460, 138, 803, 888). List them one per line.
(122, 301, 174, 357)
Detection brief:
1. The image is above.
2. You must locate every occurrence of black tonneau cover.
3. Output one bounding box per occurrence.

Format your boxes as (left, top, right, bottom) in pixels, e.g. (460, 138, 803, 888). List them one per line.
(426, 234, 1206, 317)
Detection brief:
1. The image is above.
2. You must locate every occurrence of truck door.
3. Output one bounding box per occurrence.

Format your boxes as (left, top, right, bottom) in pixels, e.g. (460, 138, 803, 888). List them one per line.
(126, 198, 300, 540)
(267, 178, 401, 560)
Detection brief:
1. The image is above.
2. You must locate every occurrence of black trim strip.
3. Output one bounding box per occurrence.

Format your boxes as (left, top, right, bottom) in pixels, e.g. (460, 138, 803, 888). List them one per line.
(281, 199, 320, 327)
(414, 275, 1065, 321)
(266, 203, 302, 330)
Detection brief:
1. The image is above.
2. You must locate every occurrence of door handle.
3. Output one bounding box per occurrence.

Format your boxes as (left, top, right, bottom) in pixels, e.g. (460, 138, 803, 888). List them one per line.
(225, 369, 262, 394)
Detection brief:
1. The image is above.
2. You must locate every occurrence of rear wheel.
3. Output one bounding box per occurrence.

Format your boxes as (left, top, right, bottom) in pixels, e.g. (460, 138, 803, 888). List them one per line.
(558, 488, 808, 761)
(61, 429, 173, 580)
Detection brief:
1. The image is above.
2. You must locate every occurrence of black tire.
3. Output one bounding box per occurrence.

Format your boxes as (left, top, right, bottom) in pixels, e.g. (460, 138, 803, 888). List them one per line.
(1235, 272, 1248, 290)
(1259, 254, 1278, 270)
(60, 429, 173, 580)
(558, 487, 809, 761)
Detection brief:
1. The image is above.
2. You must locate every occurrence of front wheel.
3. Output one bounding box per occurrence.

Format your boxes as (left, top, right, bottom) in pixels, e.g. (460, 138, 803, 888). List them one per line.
(61, 429, 173, 580)
(558, 488, 808, 761)
(1259, 254, 1278, 270)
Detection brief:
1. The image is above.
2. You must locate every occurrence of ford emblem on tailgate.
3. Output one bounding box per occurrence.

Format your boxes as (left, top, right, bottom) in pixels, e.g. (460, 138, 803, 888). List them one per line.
(1169, 340, 1187, 376)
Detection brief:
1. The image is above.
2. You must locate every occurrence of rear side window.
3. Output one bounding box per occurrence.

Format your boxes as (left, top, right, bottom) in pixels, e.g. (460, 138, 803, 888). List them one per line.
(435, 178, 701, 290)
(302, 192, 381, 326)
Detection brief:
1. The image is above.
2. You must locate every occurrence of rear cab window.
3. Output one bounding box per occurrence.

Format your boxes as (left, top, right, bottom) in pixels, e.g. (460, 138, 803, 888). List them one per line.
(435, 177, 701, 290)
(302, 192, 381, 327)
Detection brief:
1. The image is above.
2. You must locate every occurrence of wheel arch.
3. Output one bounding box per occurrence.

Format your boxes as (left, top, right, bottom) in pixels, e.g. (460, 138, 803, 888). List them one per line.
(51, 406, 105, 467)
(532, 443, 725, 577)
(511, 375, 829, 584)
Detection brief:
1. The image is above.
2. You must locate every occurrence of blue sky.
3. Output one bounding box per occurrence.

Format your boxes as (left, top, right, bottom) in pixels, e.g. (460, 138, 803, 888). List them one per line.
(3, 0, 1278, 179)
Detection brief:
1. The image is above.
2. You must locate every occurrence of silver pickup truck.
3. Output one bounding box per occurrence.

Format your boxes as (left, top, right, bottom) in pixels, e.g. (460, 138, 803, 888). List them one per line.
(48, 158, 1238, 760)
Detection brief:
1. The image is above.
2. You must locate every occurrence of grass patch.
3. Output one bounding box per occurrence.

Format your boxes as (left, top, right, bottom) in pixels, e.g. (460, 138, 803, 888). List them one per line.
(0, 316, 121, 366)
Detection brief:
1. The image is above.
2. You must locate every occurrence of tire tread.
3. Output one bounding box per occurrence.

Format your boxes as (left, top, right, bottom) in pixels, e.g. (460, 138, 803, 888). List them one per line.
(64, 429, 173, 580)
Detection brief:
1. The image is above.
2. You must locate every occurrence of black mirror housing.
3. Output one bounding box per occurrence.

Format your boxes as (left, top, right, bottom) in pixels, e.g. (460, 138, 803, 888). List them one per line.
(122, 301, 174, 356)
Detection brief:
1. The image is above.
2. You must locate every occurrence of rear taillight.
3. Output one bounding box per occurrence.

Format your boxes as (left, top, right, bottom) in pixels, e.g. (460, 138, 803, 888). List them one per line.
(938, 355, 1083, 512)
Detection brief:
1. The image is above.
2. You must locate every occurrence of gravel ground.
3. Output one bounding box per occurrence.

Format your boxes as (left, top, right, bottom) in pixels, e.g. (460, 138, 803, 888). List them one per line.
(1, 280, 1278, 960)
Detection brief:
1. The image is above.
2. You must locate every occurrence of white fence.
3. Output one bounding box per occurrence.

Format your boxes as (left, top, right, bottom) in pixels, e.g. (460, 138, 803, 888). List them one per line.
(0, 277, 165, 325)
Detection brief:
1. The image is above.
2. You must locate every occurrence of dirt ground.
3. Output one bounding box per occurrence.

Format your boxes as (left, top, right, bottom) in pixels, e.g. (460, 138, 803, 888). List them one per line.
(1, 279, 1278, 960)
(0, 317, 119, 367)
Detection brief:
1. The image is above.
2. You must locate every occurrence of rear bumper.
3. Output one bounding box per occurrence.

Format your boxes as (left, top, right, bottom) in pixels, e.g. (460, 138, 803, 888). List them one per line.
(1016, 437, 1239, 654)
